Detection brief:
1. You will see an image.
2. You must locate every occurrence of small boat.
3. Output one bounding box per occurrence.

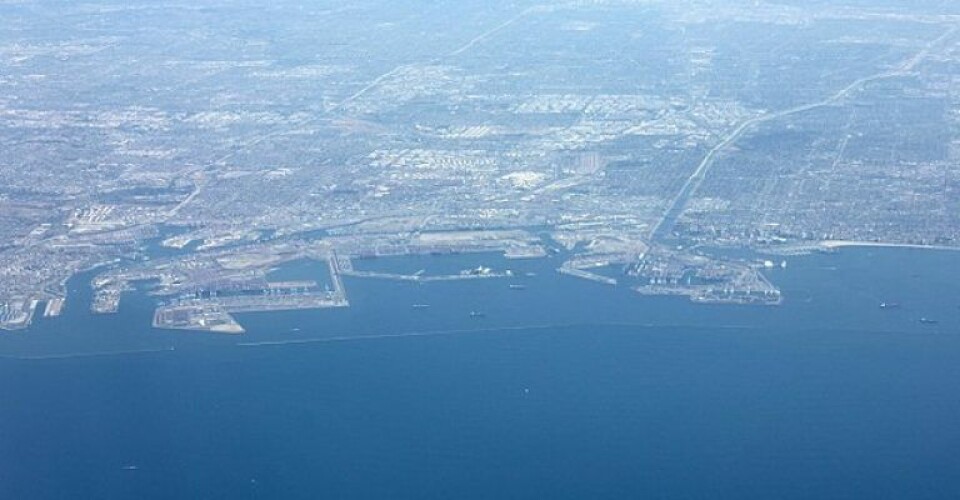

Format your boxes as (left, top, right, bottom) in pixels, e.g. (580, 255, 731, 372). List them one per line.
(919, 317, 939, 325)
(469, 311, 486, 318)
(508, 284, 527, 290)
(411, 304, 430, 309)
(879, 302, 900, 309)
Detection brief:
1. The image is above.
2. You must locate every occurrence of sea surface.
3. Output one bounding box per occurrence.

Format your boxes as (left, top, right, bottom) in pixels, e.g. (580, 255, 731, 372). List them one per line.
(2, 247, 960, 499)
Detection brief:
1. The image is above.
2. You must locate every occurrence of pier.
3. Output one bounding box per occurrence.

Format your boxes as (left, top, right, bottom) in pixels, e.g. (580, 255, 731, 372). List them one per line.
(152, 254, 349, 333)
(43, 298, 65, 317)
(329, 252, 348, 303)
(557, 266, 618, 286)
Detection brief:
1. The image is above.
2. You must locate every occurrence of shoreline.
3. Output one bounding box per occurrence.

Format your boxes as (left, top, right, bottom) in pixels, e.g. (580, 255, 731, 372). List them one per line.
(820, 240, 960, 252)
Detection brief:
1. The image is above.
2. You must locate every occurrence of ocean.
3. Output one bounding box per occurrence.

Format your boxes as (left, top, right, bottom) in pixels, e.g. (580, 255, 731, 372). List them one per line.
(1, 247, 959, 499)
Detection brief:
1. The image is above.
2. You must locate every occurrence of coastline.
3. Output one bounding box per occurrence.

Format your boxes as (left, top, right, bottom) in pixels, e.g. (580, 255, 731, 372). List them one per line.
(820, 240, 960, 252)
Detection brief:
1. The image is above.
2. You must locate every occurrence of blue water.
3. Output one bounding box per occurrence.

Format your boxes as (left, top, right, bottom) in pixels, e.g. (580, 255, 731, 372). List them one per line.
(2, 247, 960, 499)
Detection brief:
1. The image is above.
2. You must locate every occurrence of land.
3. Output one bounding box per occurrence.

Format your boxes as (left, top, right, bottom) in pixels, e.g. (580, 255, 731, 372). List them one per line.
(2, 0, 960, 331)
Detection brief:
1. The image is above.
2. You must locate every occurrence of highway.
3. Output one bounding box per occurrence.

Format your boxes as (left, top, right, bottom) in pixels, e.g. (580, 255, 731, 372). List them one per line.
(648, 25, 960, 243)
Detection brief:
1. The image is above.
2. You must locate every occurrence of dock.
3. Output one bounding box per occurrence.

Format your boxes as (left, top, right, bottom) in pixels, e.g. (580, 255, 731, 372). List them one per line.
(43, 298, 65, 317)
(340, 269, 510, 283)
(329, 252, 348, 303)
(0, 300, 38, 331)
(92, 289, 121, 314)
(151, 254, 349, 334)
(557, 266, 618, 286)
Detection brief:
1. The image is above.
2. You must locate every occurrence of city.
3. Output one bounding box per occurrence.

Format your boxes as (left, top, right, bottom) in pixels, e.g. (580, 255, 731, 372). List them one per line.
(2, 0, 959, 330)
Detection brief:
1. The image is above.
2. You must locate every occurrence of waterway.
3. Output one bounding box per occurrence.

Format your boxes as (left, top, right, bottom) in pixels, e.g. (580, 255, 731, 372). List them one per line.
(1, 246, 959, 498)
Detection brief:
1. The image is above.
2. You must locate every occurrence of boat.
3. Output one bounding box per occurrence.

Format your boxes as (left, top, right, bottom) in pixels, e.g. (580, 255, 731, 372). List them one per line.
(919, 317, 939, 325)
(411, 304, 430, 309)
(469, 311, 486, 318)
(879, 302, 901, 309)
(508, 284, 527, 290)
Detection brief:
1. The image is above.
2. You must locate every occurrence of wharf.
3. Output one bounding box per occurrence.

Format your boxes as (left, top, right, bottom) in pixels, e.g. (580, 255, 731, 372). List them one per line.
(340, 269, 510, 282)
(0, 300, 38, 331)
(43, 298, 65, 317)
(557, 266, 618, 286)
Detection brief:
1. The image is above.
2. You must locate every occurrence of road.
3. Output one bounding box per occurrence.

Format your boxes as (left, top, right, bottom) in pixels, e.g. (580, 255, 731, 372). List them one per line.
(648, 25, 959, 242)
